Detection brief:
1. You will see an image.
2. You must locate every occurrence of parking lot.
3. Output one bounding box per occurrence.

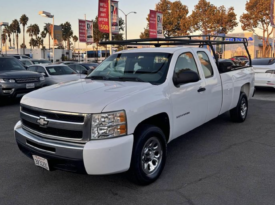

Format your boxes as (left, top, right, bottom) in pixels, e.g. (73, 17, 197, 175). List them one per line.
(0, 88, 275, 205)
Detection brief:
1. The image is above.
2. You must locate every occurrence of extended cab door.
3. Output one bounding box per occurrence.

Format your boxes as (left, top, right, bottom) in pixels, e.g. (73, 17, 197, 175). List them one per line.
(170, 51, 208, 139)
(196, 50, 222, 121)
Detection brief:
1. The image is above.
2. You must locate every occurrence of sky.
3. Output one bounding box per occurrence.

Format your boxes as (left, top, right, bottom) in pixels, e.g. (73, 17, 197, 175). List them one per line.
(0, 0, 248, 49)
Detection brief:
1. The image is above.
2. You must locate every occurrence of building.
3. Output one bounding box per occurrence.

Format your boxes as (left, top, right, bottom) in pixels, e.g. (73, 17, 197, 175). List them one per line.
(224, 32, 274, 59)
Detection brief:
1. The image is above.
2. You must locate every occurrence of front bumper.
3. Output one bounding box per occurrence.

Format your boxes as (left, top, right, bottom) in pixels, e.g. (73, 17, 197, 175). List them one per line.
(14, 121, 134, 175)
(0, 81, 45, 98)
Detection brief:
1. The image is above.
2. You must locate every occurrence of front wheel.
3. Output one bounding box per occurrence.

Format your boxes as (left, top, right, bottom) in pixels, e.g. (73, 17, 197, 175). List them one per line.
(230, 92, 248, 122)
(129, 125, 167, 185)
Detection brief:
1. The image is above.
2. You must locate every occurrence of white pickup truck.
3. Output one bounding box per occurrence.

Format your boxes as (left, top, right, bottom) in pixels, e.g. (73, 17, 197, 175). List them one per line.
(14, 39, 255, 185)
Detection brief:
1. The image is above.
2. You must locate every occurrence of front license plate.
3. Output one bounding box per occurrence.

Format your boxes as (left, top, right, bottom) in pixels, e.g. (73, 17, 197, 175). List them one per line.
(33, 155, 50, 171)
(26, 83, 35, 89)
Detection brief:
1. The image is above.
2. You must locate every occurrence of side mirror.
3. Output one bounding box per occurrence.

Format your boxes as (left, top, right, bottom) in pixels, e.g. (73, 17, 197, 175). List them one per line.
(82, 70, 88, 75)
(173, 70, 200, 87)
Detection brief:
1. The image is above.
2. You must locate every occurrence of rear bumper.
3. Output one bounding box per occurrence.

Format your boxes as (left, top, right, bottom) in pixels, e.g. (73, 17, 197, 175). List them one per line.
(14, 121, 133, 175)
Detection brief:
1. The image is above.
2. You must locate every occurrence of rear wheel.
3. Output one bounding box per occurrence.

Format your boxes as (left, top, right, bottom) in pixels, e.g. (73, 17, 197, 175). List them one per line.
(230, 92, 248, 122)
(129, 125, 167, 185)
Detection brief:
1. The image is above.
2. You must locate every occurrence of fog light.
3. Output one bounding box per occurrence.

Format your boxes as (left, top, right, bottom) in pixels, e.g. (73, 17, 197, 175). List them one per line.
(3, 89, 14, 94)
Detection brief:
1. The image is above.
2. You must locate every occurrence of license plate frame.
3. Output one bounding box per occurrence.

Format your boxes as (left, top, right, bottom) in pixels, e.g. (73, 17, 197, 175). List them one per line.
(33, 155, 50, 171)
(26, 83, 35, 89)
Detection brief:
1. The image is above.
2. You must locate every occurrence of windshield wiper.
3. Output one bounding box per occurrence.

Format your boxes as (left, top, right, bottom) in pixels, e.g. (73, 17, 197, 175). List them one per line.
(112, 77, 146, 82)
(88, 76, 108, 80)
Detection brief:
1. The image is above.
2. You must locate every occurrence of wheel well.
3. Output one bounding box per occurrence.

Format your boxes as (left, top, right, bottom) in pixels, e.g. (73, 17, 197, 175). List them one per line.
(134, 113, 170, 142)
(241, 83, 250, 98)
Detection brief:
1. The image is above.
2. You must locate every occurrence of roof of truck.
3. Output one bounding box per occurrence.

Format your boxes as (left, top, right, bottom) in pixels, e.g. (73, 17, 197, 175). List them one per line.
(117, 47, 197, 54)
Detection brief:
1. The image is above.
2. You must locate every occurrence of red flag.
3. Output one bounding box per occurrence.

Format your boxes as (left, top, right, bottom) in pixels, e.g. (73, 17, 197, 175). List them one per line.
(98, 0, 110, 33)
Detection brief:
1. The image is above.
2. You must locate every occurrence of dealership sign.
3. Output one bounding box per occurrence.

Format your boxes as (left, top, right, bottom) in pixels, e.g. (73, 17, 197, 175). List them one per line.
(98, 0, 110, 33)
(111, 1, 119, 34)
(149, 10, 164, 38)
(271, 0, 275, 26)
(79, 20, 94, 44)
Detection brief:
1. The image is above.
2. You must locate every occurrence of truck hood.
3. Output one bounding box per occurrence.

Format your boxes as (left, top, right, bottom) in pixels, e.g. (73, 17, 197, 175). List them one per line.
(21, 79, 152, 113)
(0, 70, 41, 78)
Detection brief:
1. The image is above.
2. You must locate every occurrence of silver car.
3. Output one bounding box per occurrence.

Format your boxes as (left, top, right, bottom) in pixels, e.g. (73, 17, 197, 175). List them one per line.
(27, 64, 82, 86)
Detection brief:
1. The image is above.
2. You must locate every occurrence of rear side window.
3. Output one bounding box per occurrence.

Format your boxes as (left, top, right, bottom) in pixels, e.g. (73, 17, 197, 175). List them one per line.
(174, 52, 200, 77)
(197, 51, 214, 78)
(28, 66, 37, 72)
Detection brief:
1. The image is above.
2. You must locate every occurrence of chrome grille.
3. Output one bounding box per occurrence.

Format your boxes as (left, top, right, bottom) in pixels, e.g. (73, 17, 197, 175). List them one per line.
(16, 78, 39, 83)
(20, 105, 91, 143)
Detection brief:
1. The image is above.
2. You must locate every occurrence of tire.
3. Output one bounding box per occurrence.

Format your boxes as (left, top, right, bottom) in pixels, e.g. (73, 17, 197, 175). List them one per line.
(230, 92, 248, 123)
(129, 124, 167, 185)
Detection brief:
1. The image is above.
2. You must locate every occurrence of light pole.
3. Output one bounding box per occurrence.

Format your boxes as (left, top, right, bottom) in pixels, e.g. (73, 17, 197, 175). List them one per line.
(39, 11, 55, 63)
(0, 22, 8, 55)
(118, 9, 137, 40)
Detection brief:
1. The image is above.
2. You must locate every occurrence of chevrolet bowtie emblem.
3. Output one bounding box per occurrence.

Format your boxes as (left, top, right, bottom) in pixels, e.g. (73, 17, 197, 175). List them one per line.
(37, 117, 49, 127)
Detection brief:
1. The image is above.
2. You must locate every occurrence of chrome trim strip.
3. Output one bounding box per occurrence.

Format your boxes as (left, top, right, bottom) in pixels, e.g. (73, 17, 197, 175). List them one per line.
(21, 111, 84, 125)
(22, 125, 85, 143)
(26, 142, 56, 154)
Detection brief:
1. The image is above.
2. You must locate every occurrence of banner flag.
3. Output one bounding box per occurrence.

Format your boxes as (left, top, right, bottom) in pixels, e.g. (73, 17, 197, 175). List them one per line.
(79, 19, 86, 43)
(86, 20, 94, 44)
(111, 1, 119, 34)
(98, 0, 110, 33)
(149, 10, 163, 38)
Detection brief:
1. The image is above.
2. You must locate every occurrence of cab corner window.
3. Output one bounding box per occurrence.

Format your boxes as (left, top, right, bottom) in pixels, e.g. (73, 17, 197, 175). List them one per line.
(197, 51, 214, 78)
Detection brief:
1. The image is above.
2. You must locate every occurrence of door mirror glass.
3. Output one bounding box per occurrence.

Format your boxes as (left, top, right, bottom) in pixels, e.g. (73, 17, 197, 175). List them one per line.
(173, 70, 200, 87)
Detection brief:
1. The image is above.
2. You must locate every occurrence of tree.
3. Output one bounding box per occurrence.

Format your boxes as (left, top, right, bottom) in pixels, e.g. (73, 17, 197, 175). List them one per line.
(32, 24, 40, 39)
(41, 31, 47, 47)
(1, 34, 7, 52)
(140, 0, 191, 38)
(29, 38, 37, 49)
(10, 19, 21, 54)
(190, 0, 238, 34)
(60, 22, 73, 51)
(240, 0, 273, 57)
(44, 24, 52, 50)
(37, 36, 43, 48)
(19, 14, 29, 54)
(3, 26, 12, 48)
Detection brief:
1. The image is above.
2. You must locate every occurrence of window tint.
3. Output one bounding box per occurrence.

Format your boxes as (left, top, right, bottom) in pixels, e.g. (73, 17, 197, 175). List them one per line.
(13, 56, 20, 59)
(174, 52, 200, 78)
(37, 66, 46, 73)
(46, 66, 76, 76)
(28, 66, 37, 72)
(0, 58, 25, 71)
(21, 60, 32, 66)
(22, 56, 30, 59)
(197, 51, 214, 78)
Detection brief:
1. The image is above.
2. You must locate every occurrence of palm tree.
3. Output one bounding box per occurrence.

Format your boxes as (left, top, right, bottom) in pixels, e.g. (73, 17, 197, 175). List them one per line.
(19, 14, 29, 54)
(1, 34, 7, 54)
(32, 24, 40, 39)
(10, 19, 21, 54)
(44, 24, 51, 50)
(3, 26, 12, 48)
(41, 31, 47, 47)
(72, 35, 78, 60)
(60, 22, 73, 51)
(37, 36, 43, 48)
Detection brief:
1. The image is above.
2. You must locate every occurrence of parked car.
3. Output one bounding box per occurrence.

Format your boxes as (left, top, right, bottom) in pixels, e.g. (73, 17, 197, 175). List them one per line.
(60, 61, 78, 65)
(14, 43, 255, 185)
(0, 56, 45, 98)
(27, 64, 81, 86)
(7, 54, 31, 60)
(250, 58, 275, 88)
(67, 64, 89, 78)
(76, 63, 99, 74)
(230, 56, 249, 66)
(20, 59, 51, 68)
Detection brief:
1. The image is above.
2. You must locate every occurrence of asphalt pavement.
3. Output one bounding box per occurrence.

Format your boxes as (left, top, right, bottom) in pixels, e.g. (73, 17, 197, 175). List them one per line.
(1, 90, 275, 205)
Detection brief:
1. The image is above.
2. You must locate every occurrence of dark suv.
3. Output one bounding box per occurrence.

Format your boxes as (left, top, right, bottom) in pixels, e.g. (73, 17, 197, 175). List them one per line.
(0, 56, 45, 98)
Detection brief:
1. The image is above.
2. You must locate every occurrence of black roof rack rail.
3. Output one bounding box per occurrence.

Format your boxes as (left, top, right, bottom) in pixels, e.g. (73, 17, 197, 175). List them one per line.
(99, 35, 252, 67)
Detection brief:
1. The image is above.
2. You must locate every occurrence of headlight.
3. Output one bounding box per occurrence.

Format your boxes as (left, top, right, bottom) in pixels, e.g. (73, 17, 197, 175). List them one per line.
(91, 111, 127, 140)
(40, 76, 45, 81)
(0, 79, 15, 83)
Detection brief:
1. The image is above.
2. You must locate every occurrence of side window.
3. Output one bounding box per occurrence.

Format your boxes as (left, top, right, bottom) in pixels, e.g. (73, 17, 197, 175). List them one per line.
(174, 52, 200, 77)
(28, 66, 37, 72)
(37, 66, 46, 73)
(197, 51, 214, 78)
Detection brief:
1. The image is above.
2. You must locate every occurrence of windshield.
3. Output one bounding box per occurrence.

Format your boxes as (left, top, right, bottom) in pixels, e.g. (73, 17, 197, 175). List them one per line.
(46, 66, 76, 76)
(0, 58, 26, 71)
(32, 60, 51, 64)
(87, 52, 172, 85)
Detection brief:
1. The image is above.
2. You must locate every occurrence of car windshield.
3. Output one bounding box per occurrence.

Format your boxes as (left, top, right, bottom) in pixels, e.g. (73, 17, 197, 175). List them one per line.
(252, 58, 275, 65)
(32, 60, 51, 64)
(87, 52, 172, 85)
(0, 58, 26, 71)
(46, 66, 76, 76)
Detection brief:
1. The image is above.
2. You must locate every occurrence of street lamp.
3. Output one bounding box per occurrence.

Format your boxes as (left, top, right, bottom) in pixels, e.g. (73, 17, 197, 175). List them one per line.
(39, 11, 55, 63)
(0, 22, 8, 55)
(118, 9, 136, 40)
